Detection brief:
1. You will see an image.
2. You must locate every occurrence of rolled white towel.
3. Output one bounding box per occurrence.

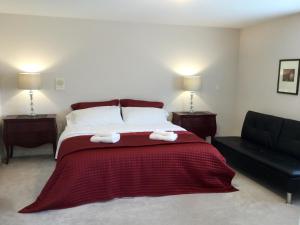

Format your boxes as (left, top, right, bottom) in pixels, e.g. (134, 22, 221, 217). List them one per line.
(90, 133, 120, 143)
(149, 132, 178, 142)
(154, 130, 175, 136)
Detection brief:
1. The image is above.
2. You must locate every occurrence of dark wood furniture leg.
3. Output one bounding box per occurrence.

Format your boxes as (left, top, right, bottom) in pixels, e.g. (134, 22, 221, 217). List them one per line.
(52, 142, 57, 157)
(10, 146, 14, 158)
(5, 144, 10, 164)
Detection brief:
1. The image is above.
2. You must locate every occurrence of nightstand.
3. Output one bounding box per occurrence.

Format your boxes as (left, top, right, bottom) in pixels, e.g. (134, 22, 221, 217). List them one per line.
(3, 114, 57, 164)
(172, 111, 217, 139)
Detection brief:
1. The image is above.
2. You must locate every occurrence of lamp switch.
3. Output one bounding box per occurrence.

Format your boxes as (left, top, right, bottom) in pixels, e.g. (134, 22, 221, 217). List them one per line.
(56, 78, 65, 90)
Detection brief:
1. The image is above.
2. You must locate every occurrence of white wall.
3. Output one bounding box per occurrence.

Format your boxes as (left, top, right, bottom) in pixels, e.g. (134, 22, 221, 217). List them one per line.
(0, 13, 240, 136)
(235, 13, 300, 134)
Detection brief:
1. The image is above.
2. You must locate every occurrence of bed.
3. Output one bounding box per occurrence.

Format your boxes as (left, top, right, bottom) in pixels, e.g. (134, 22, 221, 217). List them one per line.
(20, 99, 236, 213)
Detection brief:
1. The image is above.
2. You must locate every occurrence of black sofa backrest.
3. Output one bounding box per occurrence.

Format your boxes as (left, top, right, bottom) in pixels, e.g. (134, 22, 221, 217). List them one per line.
(241, 111, 284, 149)
(277, 119, 300, 160)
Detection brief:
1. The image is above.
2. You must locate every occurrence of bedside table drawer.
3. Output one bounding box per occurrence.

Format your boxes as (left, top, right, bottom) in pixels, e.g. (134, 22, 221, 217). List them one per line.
(6, 131, 55, 147)
(5, 120, 54, 134)
(181, 117, 215, 129)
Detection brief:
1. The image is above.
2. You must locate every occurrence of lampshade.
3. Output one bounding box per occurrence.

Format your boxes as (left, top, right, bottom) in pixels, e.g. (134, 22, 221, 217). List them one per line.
(18, 73, 41, 90)
(182, 75, 201, 91)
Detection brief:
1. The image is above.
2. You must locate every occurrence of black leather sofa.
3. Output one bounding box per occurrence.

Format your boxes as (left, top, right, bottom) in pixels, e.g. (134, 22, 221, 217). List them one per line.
(212, 111, 300, 203)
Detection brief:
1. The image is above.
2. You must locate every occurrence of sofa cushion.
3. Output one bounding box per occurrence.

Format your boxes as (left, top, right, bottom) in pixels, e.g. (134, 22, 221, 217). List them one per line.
(241, 111, 284, 149)
(277, 119, 300, 160)
(213, 136, 300, 177)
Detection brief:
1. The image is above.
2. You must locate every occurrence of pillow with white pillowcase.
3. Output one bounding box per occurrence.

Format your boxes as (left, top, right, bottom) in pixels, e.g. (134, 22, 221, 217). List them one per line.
(122, 107, 169, 124)
(66, 106, 123, 126)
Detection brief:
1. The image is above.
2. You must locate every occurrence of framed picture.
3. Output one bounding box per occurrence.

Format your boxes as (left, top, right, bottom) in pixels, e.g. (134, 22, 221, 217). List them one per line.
(277, 59, 300, 95)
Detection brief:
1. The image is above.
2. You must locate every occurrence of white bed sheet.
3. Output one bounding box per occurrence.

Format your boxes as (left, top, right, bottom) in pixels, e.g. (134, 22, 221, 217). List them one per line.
(55, 122, 185, 158)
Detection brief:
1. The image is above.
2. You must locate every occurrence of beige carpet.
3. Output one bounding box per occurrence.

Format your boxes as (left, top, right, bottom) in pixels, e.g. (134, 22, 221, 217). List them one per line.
(0, 155, 299, 225)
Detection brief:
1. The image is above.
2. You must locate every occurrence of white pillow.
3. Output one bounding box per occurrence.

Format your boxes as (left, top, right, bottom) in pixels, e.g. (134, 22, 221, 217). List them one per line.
(67, 106, 123, 126)
(122, 107, 169, 124)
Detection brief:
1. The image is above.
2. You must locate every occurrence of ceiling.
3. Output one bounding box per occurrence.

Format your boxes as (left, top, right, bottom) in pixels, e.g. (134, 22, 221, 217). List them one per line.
(0, 0, 300, 28)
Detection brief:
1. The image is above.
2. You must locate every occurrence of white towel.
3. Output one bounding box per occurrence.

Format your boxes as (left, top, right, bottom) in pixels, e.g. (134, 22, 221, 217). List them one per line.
(154, 130, 175, 136)
(90, 133, 120, 143)
(149, 132, 178, 142)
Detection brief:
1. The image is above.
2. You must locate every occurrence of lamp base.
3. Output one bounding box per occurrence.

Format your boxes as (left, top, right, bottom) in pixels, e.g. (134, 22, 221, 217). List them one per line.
(189, 91, 195, 113)
(29, 90, 36, 116)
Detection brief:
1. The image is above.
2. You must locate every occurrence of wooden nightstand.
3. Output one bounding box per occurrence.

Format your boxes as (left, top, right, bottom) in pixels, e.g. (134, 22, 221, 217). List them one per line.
(172, 111, 217, 139)
(3, 114, 57, 164)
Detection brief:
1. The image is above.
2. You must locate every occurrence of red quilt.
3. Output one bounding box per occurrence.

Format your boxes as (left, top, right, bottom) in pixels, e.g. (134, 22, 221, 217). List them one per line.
(20, 131, 236, 213)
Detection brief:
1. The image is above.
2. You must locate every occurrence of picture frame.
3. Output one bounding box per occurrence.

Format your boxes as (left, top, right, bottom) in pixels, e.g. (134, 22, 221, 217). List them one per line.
(277, 59, 300, 95)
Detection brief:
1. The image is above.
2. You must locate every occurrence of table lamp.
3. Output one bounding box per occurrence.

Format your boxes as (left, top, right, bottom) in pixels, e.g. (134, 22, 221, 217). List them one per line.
(182, 75, 201, 113)
(18, 72, 41, 116)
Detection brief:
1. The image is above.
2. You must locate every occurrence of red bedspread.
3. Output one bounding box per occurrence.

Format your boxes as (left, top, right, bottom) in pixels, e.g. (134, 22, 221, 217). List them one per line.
(20, 131, 236, 213)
